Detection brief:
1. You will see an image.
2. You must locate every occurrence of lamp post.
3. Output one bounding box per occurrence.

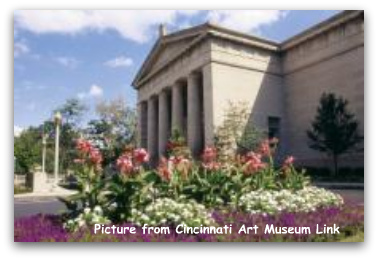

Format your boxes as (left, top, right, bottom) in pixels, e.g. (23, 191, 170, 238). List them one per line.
(54, 111, 62, 186)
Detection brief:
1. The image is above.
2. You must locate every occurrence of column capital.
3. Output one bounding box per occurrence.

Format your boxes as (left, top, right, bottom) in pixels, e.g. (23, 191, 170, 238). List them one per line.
(188, 71, 201, 80)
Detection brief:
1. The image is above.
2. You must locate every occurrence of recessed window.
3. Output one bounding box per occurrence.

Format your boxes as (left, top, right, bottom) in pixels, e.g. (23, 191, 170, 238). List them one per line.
(268, 116, 280, 139)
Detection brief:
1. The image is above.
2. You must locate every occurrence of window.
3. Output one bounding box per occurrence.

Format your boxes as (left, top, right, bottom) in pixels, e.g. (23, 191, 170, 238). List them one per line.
(268, 116, 280, 139)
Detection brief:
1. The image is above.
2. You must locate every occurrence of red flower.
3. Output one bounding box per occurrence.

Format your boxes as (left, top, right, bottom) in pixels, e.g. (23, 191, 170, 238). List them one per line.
(202, 161, 221, 171)
(157, 157, 171, 182)
(243, 152, 266, 175)
(133, 148, 149, 164)
(258, 140, 271, 157)
(166, 141, 174, 152)
(76, 139, 92, 154)
(75, 138, 103, 171)
(89, 148, 103, 165)
(283, 156, 295, 168)
(201, 146, 217, 163)
(169, 155, 184, 165)
(116, 154, 133, 175)
(258, 138, 279, 157)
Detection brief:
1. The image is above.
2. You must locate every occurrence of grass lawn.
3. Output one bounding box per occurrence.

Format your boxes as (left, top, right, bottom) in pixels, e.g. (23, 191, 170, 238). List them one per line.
(339, 231, 364, 242)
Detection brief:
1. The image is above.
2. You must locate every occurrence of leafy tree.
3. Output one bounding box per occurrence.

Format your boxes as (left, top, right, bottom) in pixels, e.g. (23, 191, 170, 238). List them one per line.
(307, 93, 363, 175)
(85, 98, 137, 168)
(14, 127, 42, 174)
(54, 98, 87, 128)
(214, 101, 264, 159)
(95, 97, 137, 145)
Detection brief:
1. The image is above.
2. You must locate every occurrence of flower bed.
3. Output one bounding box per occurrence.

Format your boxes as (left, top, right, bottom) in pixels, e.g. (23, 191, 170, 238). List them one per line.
(15, 136, 363, 242)
(14, 202, 363, 242)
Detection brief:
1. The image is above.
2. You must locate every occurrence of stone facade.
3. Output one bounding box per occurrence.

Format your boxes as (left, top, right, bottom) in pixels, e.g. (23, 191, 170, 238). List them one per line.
(132, 11, 364, 167)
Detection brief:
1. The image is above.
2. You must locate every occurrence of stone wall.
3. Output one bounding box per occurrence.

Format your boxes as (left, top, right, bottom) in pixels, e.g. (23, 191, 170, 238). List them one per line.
(282, 12, 364, 167)
(208, 37, 287, 153)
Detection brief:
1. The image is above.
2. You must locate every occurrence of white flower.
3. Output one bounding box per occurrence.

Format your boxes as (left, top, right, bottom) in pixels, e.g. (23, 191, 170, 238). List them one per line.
(93, 206, 103, 215)
(78, 220, 86, 227)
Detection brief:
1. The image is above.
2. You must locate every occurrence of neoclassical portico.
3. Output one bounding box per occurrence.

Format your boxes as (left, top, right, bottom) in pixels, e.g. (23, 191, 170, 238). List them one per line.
(137, 70, 207, 162)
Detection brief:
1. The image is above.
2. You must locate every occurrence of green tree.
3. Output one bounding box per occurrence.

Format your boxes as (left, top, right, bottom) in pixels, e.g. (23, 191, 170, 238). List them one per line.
(214, 101, 264, 159)
(14, 127, 42, 174)
(14, 99, 87, 175)
(307, 93, 363, 175)
(95, 97, 137, 145)
(86, 98, 137, 167)
(54, 98, 87, 128)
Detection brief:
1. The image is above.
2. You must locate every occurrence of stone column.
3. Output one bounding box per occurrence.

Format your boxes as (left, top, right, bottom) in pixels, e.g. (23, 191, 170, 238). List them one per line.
(140, 101, 148, 149)
(202, 64, 214, 146)
(172, 81, 184, 134)
(137, 102, 143, 148)
(158, 90, 169, 156)
(147, 97, 157, 160)
(187, 72, 202, 156)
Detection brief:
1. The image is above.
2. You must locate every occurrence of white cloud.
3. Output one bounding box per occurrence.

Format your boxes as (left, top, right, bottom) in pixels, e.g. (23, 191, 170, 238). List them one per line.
(14, 41, 29, 57)
(104, 56, 133, 68)
(89, 84, 103, 97)
(78, 84, 104, 99)
(14, 10, 289, 44)
(207, 10, 288, 34)
(14, 125, 23, 137)
(14, 10, 201, 43)
(54, 56, 79, 68)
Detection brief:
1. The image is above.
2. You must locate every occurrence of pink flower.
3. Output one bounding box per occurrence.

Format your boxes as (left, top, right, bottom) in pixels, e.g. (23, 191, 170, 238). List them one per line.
(243, 152, 266, 175)
(76, 139, 92, 154)
(169, 155, 184, 165)
(133, 148, 149, 164)
(283, 156, 295, 167)
(258, 138, 279, 157)
(157, 157, 171, 182)
(89, 148, 103, 166)
(258, 140, 271, 157)
(201, 146, 217, 163)
(116, 154, 134, 175)
(202, 161, 221, 171)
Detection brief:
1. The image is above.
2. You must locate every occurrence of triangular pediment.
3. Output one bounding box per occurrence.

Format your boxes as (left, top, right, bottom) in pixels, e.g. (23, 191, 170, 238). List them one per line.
(148, 37, 197, 73)
(133, 25, 208, 87)
(132, 22, 280, 88)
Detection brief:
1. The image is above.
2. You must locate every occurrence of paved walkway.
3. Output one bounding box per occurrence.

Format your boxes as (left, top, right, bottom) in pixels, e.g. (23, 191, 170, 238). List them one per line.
(14, 186, 75, 218)
(331, 189, 364, 205)
(14, 186, 76, 199)
(14, 197, 66, 218)
(315, 182, 364, 189)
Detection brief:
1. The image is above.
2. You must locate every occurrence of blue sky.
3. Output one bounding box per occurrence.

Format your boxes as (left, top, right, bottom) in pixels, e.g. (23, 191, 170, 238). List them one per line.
(13, 10, 340, 134)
